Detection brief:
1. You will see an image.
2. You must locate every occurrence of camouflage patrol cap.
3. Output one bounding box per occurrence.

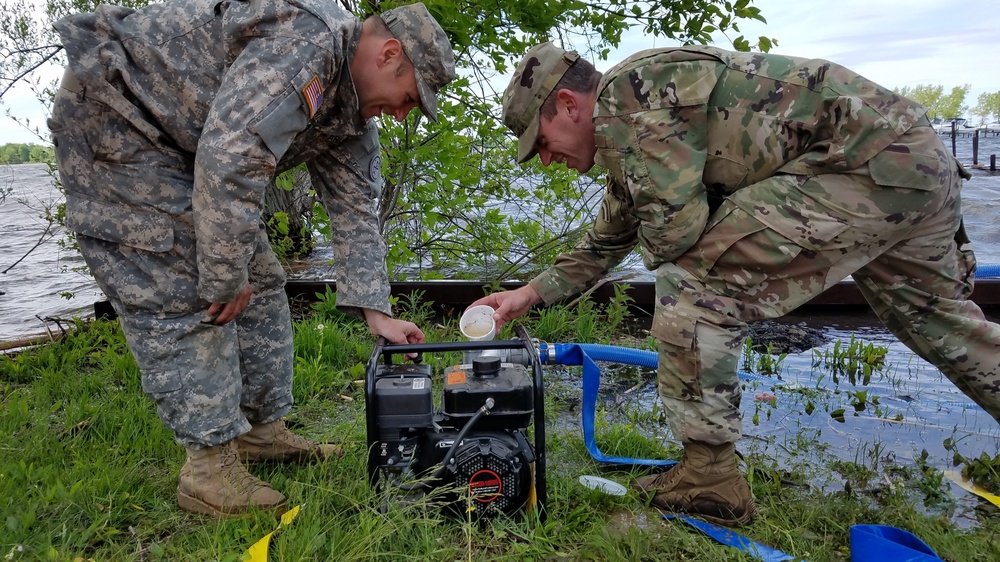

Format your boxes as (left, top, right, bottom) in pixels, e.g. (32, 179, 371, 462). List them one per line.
(502, 42, 580, 163)
(381, 2, 455, 121)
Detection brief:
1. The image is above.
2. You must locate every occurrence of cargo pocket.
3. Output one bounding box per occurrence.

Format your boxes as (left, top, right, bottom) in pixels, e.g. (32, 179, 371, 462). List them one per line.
(650, 299, 703, 401)
(121, 314, 186, 397)
(119, 312, 187, 418)
(743, 175, 852, 255)
(704, 154, 749, 190)
(867, 148, 941, 191)
(64, 197, 175, 252)
(138, 366, 186, 428)
(677, 198, 804, 292)
(682, 200, 760, 276)
(140, 368, 184, 396)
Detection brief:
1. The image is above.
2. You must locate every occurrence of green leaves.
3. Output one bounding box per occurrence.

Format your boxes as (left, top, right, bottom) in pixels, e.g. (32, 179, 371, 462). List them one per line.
(972, 90, 1000, 123)
(0, 143, 52, 164)
(2, 0, 780, 283)
(895, 83, 977, 121)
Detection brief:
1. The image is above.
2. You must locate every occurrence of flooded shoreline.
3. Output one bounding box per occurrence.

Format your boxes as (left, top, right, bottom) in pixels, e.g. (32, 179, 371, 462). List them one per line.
(576, 311, 1000, 527)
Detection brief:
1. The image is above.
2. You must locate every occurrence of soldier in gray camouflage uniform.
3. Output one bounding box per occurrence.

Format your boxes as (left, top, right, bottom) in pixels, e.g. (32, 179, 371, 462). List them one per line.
(47, 0, 454, 517)
(472, 41, 1000, 526)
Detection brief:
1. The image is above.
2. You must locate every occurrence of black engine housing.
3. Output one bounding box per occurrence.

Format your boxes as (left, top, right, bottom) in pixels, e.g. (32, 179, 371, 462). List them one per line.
(365, 330, 546, 519)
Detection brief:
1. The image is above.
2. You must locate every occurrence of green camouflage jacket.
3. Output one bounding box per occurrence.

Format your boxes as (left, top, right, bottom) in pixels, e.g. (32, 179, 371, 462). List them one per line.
(530, 45, 930, 303)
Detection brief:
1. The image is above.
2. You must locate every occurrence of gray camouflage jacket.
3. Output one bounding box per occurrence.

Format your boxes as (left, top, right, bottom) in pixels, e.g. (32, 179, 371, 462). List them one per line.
(54, 0, 389, 312)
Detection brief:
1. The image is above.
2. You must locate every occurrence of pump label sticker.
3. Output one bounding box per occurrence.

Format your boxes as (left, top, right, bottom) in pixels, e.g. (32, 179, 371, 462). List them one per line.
(469, 469, 502, 503)
(447, 371, 466, 385)
(411, 378, 425, 390)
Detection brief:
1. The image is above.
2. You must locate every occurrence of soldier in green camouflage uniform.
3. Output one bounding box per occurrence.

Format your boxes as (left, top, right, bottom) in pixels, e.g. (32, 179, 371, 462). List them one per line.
(473, 41, 1000, 526)
(47, 0, 454, 517)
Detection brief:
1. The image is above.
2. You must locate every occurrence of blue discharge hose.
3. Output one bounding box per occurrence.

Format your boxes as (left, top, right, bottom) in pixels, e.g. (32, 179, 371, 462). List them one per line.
(976, 263, 1000, 278)
(538, 342, 770, 467)
(539, 342, 675, 467)
(545, 343, 771, 383)
(666, 515, 944, 561)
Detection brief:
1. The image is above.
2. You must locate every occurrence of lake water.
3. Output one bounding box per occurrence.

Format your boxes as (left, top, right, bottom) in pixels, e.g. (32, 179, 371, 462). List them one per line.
(0, 164, 104, 342)
(2, 135, 999, 521)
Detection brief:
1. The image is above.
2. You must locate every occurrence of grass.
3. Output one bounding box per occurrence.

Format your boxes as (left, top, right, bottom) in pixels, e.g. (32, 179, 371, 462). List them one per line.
(2, 295, 999, 561)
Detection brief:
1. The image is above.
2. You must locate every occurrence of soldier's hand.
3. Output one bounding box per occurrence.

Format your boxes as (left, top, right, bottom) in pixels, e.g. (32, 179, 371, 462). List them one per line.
(468, 285, 541, 330)
(207, 283, 254, 325)
(363, 309, 426, 359)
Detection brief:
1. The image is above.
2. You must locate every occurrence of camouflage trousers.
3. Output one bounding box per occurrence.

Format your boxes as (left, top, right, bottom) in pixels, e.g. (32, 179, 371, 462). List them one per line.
(651, 125, 1000, 445)
(50, 76, 294, 450)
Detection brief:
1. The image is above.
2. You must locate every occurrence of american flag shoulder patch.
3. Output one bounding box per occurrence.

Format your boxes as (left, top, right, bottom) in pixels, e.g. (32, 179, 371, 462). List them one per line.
(301, 75, 324, 119)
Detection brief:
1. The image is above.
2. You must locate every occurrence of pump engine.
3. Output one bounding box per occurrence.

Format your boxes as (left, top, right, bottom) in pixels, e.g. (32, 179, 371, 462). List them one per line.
(365, 327, 546, 519)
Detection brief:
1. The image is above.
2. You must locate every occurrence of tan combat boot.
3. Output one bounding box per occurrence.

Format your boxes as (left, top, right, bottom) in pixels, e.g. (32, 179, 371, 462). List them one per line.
(177, 441, 288, 517)
(630, 441, 756, 527)
(236, 419, 342, 463)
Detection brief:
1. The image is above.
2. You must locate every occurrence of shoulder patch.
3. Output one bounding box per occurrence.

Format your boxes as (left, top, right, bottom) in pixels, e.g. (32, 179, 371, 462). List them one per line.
(369, 154, 382, 182)
(301, 75, 324, 119)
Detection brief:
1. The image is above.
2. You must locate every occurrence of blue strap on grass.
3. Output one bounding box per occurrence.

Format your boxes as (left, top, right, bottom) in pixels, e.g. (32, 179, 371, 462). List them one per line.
(663, 515, 944, 562)
(663, 515, 797, 561)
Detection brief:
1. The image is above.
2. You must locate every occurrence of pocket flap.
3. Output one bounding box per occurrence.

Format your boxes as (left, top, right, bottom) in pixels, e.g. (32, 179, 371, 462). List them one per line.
(65, 197, 175, 252)
(867, 148, 941, 190)
(650, 305, 698, 349)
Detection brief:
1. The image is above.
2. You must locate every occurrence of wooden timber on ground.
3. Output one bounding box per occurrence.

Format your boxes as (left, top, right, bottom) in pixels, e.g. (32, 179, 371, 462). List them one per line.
(0, 332, 66, 352)
(282, 277, 1000, 313)
(4, 278, 998, 352)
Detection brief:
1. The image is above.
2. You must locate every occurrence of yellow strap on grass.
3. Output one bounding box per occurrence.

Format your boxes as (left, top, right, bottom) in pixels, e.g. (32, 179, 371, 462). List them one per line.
(944, 471, 1000, 508)
(243, 504, 302, 562)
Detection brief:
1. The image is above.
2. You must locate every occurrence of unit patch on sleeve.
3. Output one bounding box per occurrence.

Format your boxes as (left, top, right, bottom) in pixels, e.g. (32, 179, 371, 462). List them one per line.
(301, 75, 324, 119)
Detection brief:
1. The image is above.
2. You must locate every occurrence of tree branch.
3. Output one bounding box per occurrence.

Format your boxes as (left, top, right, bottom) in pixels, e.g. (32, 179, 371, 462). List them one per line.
(0, 44, 63, 100)
(2, 218, 56, 274)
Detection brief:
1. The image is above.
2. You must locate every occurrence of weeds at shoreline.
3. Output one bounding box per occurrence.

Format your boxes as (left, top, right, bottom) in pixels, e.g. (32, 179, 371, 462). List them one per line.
(812, 334, 889, 386)
(1, 298, 998, 561)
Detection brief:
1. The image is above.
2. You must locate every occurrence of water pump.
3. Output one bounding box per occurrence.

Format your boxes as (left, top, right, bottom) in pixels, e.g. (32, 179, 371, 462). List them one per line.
(364, 325, 546, 519)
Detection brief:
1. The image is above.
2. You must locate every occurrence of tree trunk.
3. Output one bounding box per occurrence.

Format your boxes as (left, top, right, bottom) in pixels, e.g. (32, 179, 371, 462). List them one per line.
(263, 166, 316, 258)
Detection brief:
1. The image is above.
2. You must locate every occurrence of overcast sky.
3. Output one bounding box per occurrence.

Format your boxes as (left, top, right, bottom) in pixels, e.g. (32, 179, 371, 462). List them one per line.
(610, 0, 1000, 107)
(2, 0, 998, 145)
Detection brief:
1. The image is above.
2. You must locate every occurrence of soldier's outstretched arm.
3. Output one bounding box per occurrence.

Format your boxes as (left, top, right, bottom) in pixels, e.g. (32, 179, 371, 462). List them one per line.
(467, 285, 542, 330)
